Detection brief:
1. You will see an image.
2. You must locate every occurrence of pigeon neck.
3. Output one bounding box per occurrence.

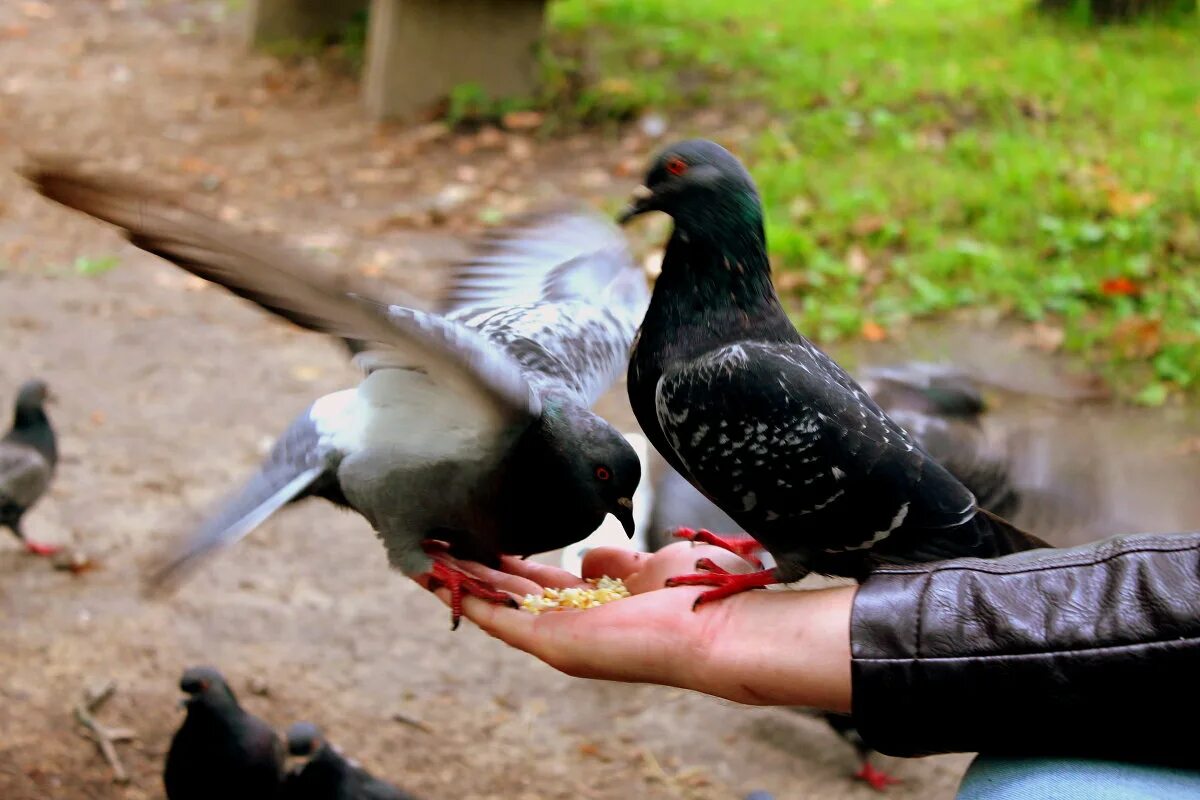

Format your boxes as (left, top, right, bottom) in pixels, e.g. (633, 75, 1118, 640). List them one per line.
(651, 222, 784, 323)
(8, 408, 55, 464)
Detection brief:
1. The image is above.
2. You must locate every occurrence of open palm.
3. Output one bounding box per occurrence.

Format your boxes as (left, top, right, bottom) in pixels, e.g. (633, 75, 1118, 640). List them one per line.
(431, 543, 854, 710)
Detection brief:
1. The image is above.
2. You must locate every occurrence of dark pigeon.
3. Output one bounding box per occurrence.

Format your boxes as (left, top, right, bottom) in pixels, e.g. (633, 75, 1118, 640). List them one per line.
(621, 139, 1049, 604)
(164, 666, 284, 800)
(0, 379, 59, 556)
(283, 722, 416, 800)
(25, 161, 647, 627)
(646, 360, 1124, 791)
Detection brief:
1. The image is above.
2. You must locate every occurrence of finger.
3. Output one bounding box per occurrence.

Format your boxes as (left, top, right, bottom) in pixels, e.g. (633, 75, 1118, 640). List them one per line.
(440, 558, 544, 596)
(496, 555, 587, 589)
(625, 544, 754, 594)
(580, 547, 647, 581)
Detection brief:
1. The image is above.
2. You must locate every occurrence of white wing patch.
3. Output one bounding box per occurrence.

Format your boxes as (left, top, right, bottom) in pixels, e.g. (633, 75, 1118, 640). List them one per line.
(834, 502, 910, 552)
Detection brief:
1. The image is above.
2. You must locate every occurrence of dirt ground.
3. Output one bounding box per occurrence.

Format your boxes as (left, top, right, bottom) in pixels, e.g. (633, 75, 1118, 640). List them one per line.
(2, 3, 1198, 800)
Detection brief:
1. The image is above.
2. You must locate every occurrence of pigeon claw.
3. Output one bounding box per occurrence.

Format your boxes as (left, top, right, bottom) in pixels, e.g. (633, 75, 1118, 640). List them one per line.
(855, 762, 901, 792)
(664, 564, 778, 610)
(24, 540, 61, 557)
(426, 561, 516, 631)
(672, 528, 765, 568)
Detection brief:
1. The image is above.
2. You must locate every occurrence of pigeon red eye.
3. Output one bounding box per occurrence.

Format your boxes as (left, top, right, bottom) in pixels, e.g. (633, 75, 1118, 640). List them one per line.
(595, 466, 611, 481)
(665, 157, 689, 176)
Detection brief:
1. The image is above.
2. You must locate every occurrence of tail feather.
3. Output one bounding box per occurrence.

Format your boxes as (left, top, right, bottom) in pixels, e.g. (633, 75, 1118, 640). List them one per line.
(144, 463, 325, 596)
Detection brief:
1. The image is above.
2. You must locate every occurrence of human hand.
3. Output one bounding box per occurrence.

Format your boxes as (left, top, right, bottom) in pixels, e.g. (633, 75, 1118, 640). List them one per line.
(429, 543, 854, 711)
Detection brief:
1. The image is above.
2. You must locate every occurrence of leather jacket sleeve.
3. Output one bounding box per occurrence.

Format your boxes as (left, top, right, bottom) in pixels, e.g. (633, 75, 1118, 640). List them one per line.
(850, 532, 1200, 766)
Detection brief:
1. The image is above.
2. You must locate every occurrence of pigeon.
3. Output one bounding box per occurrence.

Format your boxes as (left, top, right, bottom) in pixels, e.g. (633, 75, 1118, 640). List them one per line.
(283, 722, 417, 800)
(1, 379, 59, 556)
(24, 160, 647, 627)
(164, 666, 285, 800)
(620, 139, 1049, 604)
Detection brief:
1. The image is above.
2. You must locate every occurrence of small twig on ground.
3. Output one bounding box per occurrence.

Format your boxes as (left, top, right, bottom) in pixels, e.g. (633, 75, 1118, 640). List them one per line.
(73, 680, 132, 784)
(391, 710, 435, 735)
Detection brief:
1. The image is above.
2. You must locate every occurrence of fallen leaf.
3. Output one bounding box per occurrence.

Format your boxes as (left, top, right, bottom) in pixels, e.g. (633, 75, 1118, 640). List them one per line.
(1106, 188, 1155, 217)
(846, 245, 869, 276)
(1111, 317, 1161, 358)
(501, 110, 544, 131)
(840, 77, 862, 99)
(851, 214, 887, 238)
(1015, 322, 1065, 352)
(788, 196, 814, 222)
(577, 742, 602, 758)
(860, 320, 887, 342)
(1099, 276, 1140, 297)
(775, 272, 807, 292)
(90, 410, 106, 426)
(1, 24, 30, 39)
(475, 126, 505, 149)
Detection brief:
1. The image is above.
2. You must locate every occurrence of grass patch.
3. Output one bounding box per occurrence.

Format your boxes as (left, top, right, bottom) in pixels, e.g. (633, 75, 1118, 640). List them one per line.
(550, 0, 1200, 402)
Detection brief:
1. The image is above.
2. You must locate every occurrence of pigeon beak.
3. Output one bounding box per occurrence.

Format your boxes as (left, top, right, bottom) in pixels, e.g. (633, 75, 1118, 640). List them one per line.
(614, 498, 636, 539)
(617, 185, 654, 225)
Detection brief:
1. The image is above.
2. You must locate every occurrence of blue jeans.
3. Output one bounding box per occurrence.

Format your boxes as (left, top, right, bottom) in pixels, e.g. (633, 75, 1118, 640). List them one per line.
(958, 756, 1200, 799)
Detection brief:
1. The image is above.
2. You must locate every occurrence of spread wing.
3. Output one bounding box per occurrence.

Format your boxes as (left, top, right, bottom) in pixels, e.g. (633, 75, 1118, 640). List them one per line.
(0, 442, 51, 510)
(23, 157, 538, 420)
(440, 206, 650, 405)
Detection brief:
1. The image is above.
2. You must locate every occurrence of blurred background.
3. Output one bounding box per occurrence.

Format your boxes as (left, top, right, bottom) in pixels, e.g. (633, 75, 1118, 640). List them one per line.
(0, 1, 1197, 798)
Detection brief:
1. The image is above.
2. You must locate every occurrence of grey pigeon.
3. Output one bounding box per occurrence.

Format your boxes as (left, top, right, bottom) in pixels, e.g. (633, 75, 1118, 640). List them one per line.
(283, 722, 416, 800)
(164, 666, 285, 800)
(0, 379, 59, 556)
(25, 161, 648, 626)
(622, 140, 1048, 605)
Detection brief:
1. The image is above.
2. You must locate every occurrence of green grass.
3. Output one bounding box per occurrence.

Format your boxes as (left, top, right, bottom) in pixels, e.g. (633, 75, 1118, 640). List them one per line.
(549, 0, 1200, 402)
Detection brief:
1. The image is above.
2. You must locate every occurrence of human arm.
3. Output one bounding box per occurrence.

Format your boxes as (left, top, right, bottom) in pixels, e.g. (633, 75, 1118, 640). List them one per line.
(437, 531, 1200, 765)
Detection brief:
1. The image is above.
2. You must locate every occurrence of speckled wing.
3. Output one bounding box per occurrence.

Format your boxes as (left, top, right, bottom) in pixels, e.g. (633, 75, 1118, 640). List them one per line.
(652, 341, 978, 558)
(0, 442, 51, 510)
(439, 206, 650, 405)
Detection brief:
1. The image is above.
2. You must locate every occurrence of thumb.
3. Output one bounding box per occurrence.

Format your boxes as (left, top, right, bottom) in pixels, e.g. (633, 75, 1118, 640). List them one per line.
(580, 547, 647, 581)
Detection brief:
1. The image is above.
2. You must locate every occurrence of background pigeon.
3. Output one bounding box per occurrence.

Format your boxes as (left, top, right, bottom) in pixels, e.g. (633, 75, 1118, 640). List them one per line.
(283, 721, 417, 800)
(164, 666, 284, 800)
(1, 379, 59, 556)
(25, 161, 648, 627)
(622, 139, 1049, 604)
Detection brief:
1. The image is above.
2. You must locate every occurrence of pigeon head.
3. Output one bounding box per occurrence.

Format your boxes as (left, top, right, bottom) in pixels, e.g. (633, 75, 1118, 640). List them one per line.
(178, 666, 238, 708)
(285, 722, 324, 757)
(619, 139, 762, 237)
(13, 379, 52, 425)
(543, 408, 641, 538)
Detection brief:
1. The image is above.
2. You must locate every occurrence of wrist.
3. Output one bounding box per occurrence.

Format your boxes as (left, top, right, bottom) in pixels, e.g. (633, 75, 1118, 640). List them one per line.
(691, 585, 855, 711)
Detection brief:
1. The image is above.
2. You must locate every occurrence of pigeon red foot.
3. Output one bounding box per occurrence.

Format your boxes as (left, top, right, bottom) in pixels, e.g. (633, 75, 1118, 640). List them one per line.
(24, 540, 60, 557)
(425, 560, 517, 630)
(855, 762, 901, 792)
(673, 527, 764, 567)
(665, 557, 778, 609)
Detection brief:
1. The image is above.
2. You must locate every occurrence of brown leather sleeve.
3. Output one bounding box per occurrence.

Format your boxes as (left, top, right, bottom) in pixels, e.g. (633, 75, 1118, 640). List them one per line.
(850, 532, 1200, 766)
